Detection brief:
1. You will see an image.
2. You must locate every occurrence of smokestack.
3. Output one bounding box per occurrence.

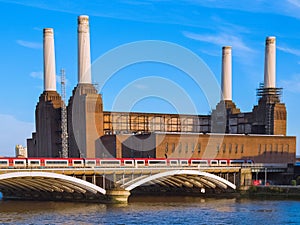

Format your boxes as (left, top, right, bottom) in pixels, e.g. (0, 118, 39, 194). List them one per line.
(264, 36, 276, 88)
(43, 28, 56, 91)
(78, 15, 92, 84)
(221, 46, 232, 101)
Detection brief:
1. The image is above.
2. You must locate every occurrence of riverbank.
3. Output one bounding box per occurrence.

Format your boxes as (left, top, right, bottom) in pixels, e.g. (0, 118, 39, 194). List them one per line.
(241, 185, 300, 199)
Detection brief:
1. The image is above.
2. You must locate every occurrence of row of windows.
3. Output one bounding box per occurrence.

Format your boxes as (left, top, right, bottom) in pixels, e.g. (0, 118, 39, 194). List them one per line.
(162, 143, 290, 155)
(164, 143, 245, 155)
(258, 144, 289, 154)
(103, 122, 210, 133)
(164, 142, 202, 154)
(103, 114, 210, 126)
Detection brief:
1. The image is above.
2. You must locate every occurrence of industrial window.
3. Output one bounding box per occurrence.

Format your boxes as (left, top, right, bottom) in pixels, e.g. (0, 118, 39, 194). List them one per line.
(235, 144, 238, 154)
(223, 144, 226, 154)
(275, 144, 278, 153)
(185, 143, 188, 153)
(241, 144, 244, 154)
(191, 143, 195, 153)
(165, 143, 168, 153)
(172, 143, 175, 153)
(258, 144, 261, 154)
(178, 142, 182, 153)
(216, 145, 220, 154)
(104, 114, 110, 122)
(229, 144, 232, 154)
(197, 143, 201, 154)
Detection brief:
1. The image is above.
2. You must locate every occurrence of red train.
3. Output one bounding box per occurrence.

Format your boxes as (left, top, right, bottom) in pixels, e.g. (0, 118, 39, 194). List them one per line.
(0, 158, 253, 168)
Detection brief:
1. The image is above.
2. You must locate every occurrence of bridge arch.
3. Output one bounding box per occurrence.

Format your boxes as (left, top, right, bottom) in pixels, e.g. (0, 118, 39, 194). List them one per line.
(124, 170, 236, 191)
(0, 171, 106, 195)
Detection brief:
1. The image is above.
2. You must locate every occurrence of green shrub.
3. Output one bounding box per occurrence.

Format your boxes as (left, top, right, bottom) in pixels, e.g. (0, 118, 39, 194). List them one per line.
(249, 186, 257, 192)
(291, 180, 297, 186)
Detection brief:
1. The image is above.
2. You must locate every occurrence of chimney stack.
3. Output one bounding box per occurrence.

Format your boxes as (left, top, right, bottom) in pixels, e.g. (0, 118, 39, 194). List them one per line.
(264, 36, 276, 88)
(221, 46, 232, 101)
(43, 28, 56, 91)
(78, 15, 92, 84)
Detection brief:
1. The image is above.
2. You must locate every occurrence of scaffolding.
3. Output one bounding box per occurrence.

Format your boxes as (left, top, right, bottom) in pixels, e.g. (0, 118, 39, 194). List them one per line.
(60, 68, 68, 158)
(256, 83, 282, 135)
(256, 83, 282, 101)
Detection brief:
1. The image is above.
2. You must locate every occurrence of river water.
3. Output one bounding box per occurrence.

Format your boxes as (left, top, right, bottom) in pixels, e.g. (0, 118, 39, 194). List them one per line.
(0, 196, 299, 224)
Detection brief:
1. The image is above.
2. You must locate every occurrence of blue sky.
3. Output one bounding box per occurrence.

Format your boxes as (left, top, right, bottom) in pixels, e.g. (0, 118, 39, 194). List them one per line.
(0, 0, 299, 156)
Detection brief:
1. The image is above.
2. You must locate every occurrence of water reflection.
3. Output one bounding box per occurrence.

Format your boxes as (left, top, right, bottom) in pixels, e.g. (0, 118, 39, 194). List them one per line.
(0, 197, 299, 225)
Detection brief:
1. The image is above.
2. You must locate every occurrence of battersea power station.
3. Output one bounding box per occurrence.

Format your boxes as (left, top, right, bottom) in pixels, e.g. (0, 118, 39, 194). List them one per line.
(27, 15, 296, 164)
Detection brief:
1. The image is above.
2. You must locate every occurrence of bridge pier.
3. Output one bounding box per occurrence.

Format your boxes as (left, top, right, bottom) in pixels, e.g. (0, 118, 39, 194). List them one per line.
(239, 168, 252, 190)
(105, 189, 131, 204)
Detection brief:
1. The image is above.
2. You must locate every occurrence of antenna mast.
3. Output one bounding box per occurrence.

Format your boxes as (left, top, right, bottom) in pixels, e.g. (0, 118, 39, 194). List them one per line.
(60, 68, 68, 158)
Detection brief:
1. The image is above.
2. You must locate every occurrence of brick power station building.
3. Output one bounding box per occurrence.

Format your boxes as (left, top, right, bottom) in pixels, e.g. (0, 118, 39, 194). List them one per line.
(27, 15, 296, 164)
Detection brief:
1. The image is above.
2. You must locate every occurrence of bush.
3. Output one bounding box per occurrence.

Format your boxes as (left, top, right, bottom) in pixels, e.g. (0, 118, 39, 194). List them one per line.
(249, 186, 257, 193)
(291, 180, 297, 186)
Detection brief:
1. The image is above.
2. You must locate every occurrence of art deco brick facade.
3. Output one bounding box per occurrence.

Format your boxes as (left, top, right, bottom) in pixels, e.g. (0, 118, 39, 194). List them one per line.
(26, 18, 294, 162)
(27, 91, 62, 157)
(100, 133, 296, 164)
(27, 84, 295, 163)
(67, 84, 103, 158)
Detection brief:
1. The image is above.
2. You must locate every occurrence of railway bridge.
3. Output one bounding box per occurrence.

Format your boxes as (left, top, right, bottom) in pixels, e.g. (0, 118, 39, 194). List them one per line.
(0, 166, 254, 203)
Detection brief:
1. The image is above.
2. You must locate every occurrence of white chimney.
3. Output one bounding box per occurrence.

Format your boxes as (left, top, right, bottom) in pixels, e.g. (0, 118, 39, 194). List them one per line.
(78, 15, 92, 84)
(221, 46, 232, 101)
(264, 36, 276, 88)
(43, 28, 56, 91)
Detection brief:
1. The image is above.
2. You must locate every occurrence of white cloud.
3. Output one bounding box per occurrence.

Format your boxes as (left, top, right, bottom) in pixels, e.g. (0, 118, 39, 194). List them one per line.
(30, 71, 43, 79)
(279, 75, 300, 93)
(0, 114, 34, 156)
(277, 46, 300, 56)
(184, 0, 275, 12)
(183, 31, 253, 53)
(199, 49, 219, 57)
(33, 27, 43, 31)
(16, 40, 42, 49)
(287, 0, 300, 7)
(3, 0, 300, 25)
(30, 72, 69, 87)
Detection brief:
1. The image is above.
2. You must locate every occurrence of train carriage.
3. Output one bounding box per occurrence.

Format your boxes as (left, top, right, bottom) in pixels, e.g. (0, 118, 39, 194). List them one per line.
(0, 157, 254, 169)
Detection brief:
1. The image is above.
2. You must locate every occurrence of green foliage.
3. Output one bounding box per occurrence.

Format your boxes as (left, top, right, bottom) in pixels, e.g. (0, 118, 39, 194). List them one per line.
(249, 186, 257, 193)
(291, 180, 297, 186)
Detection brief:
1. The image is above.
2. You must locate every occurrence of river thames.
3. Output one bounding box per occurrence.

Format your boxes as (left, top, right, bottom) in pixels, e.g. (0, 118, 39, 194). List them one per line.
(0, 196, 299, 224)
